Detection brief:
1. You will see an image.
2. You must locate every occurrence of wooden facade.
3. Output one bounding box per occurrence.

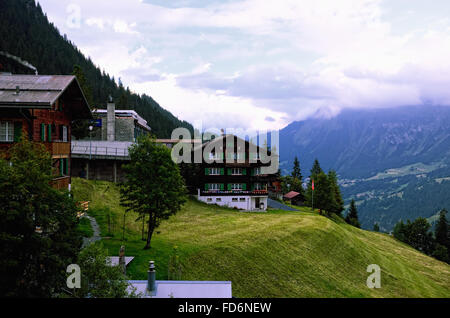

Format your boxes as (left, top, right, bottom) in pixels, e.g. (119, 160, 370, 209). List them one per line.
(0, 75, 92, 190)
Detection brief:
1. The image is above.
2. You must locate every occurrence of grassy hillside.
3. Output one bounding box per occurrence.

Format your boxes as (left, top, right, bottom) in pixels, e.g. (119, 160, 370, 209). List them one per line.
(72, 178, 450, 298)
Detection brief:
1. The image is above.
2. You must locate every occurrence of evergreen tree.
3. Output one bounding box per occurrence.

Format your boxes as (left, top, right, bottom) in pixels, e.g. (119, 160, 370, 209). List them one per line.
(291, 156, 302, 180)
(345, 199, 361, 228)
(310, 158, 323, 177)
(120, 135, 187, 249)
(373, 223, 380, 232)
(0, 138, 81, 297)
(434, 209, 449, 261)
(327, 170, 344, 216)
(289, 156, 304, 199)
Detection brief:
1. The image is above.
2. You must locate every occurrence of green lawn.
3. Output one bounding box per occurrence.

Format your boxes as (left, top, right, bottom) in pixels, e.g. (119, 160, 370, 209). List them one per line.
(71, 178, 450, 298)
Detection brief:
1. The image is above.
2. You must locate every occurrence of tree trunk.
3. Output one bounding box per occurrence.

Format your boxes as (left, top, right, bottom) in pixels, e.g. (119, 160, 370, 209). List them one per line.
(144, 216, 154, 250)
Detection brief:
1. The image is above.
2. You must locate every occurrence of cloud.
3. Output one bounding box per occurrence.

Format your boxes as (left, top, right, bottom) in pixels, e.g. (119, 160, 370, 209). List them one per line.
(36, 0, 450, 131)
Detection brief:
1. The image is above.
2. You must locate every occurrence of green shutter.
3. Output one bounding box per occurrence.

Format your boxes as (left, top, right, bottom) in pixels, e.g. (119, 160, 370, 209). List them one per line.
(41, 123, 45, 141)
(64, 158, 68, 175)
(220, 183, 224, 190)
(204, 184, 209, 191)
(250, 168, 254, 176)
(242, 183, 247, 191)
(242, 168, 247, 175)
(13, 122, 22, 142)
(227, 168, 232, 175)
(220, 168, 224, 175)
(227, 184, 232, 191)
(250, 184, 254, 191)
(48, 124, 52, 142)
(60, 159, 64, 176)
(205, 168, 209, 175)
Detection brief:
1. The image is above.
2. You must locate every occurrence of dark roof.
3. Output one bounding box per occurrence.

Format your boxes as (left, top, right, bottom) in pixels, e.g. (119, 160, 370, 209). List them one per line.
(283, 191, 301, 199)
(0, 75, 92, 119)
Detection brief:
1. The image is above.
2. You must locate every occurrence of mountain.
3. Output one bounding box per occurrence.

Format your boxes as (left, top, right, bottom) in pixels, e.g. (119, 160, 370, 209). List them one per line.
(0, 0, 192, 138)
(279, 106, 450, 231)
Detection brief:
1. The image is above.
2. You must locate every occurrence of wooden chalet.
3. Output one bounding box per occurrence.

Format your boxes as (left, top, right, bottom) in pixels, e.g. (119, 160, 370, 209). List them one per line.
(194, 134, 278, 211)
(0, 74, 92, 190)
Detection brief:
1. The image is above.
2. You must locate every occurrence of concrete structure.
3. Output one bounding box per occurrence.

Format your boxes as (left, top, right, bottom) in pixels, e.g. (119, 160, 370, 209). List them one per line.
(0, 74, 92, 190)
(71, 99, 150, 182)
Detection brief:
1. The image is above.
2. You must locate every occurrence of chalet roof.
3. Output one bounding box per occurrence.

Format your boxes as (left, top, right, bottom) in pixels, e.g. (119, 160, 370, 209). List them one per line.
(283, 191, 301, 199)
(0, 75, 92, 119)
(193, 134, 261, 152)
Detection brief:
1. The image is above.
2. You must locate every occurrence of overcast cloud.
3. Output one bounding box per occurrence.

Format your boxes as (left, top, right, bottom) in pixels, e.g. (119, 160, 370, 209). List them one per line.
(37, 0, 450, 132)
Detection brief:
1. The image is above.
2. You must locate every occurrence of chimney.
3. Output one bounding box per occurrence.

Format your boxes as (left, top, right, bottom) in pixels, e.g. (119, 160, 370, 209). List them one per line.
(107, 96, 115, 141)
(147, 261, 156, 293)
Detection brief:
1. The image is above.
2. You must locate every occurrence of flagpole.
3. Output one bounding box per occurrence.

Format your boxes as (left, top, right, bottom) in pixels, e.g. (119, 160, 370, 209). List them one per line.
(312, 179, 314, 212)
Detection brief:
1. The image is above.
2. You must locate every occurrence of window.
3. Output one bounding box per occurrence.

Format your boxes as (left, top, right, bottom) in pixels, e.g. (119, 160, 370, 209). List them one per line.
(231, 183, 243, 190)
(208, 183, 221, 190)
(216, 198, 222, 202)
(231, 168, 242, 175)
(209, 152, 222, 160)
(239, 198, 246, 202)
(0, 121, 13, 142)
(207, 198, 212, 202)
(254, 183, 267, 190)
(210, 168, 220, 175)
(254, 167, 262, 175)
(62, 126, 68, 142)
(232, 198, 238, 202)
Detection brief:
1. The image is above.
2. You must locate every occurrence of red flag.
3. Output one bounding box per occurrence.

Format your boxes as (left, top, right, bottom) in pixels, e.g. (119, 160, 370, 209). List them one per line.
(312, 180, 314, 190)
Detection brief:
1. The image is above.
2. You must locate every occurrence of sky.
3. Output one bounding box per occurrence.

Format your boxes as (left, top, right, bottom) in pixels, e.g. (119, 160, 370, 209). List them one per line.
(37, 0, 450, 133)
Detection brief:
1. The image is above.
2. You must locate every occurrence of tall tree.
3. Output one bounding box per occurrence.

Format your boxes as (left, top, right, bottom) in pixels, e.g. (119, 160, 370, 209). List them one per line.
(373, 223, 380, 232)
(310, 158, 323, 177)
(327, 170, 344, 216)
(0, 138, 81, 297)
(434, 209, 449, 262)
(291, 156, 302, 180)
(120, 135, 187, 249)
(345, 199, 361, 228)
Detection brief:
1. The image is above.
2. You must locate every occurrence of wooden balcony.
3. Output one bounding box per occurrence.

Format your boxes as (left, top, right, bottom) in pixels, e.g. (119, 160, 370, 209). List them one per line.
(51, 176, 70, 190)
(44, 142, 70, 157)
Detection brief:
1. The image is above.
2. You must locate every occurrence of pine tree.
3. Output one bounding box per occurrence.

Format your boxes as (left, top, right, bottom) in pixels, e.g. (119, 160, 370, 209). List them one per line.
(291, 156, 302, 180)
(345, 199, 361, 228)
(373, 223, 380, 232)
(327, 170, 344, 216)
(434, 209, 449, 261)
(289, 156, 304, 199)
(310, 158, 323, 177)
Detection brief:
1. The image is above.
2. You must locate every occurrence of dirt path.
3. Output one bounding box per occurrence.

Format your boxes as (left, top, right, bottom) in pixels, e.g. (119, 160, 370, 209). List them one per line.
(82, 214, 101, 248)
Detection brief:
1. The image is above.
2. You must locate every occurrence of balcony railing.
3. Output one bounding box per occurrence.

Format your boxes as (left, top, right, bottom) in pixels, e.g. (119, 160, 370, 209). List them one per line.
(200, 190, 268, 196)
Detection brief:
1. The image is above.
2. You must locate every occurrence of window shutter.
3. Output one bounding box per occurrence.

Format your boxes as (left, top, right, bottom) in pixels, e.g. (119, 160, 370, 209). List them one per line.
(60, 159, 64, 176)
(250, 184, 254, 191)
(205, 168, 209, 175)
(41, 123, 45, 141)
(220, 168, 224, 175)
(48, 124, 52, 142)
(242, 183, 247, 191)
(204, 184, 209, 191)
(64, 158, 68, 175)
(13, 122, 22, 142)
(250, 168, 254, 176)
(220, 183, 224, 190)
(227, 184, 231, 191)
(227, 168, 232, 175)
(242, 168, 247, 175)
